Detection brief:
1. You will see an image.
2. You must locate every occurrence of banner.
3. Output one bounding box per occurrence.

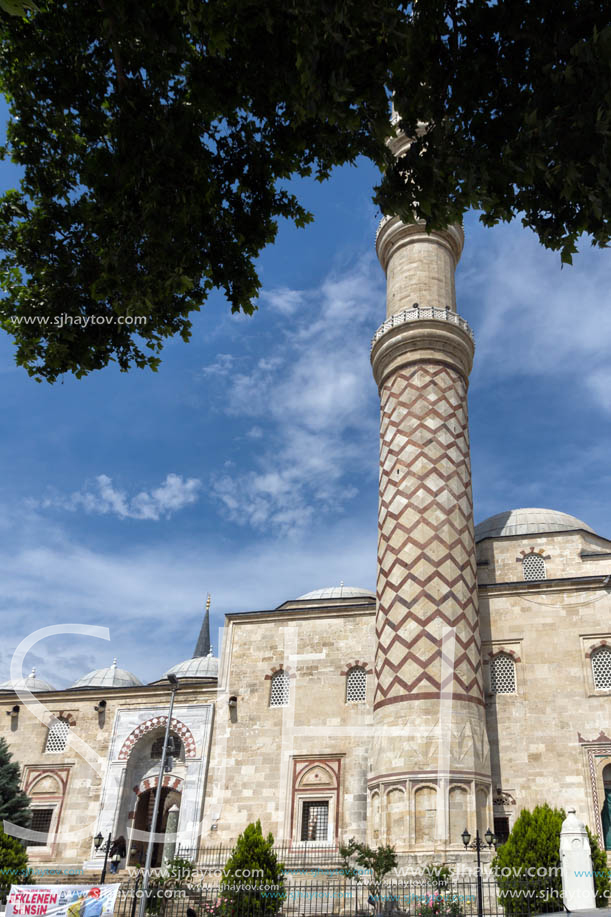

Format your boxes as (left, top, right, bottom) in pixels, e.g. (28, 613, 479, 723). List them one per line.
(6, 885, 121, 917)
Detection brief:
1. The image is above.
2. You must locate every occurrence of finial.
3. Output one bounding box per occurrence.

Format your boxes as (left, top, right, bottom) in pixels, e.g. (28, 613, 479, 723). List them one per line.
(111, 658, 117, 668)
(206, 593, 211, 611)
(340, 581, 344, 596)
(30, 667, 36, 676)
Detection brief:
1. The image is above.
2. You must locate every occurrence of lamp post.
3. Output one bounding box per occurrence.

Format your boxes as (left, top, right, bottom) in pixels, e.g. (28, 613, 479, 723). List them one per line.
(137, 673, 180, 917)
(94, 831, 112, 884)
(462, 827, 495, 917)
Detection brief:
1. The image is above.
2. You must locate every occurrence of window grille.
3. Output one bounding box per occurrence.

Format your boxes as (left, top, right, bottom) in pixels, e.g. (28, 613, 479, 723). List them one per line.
(27, 808, 54, 847)
(301, 801, 329, 841)
(592, 647, 611, 690)
(346, 666, 367, 703)
(45, 717, 70, 753)
(490, 654, 516, 695)
(269, 670, 290, 707)
(522, 553, 546, 581)
(151, 734, 182, 759)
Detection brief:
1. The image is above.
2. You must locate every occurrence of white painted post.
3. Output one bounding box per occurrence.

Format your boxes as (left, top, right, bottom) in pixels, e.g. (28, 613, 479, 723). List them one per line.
(560, 807, 596, 911)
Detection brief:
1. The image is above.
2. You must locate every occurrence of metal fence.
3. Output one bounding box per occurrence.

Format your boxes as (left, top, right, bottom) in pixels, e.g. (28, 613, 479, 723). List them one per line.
(175, 846, 346, 868)
(114, 877, 565, 917)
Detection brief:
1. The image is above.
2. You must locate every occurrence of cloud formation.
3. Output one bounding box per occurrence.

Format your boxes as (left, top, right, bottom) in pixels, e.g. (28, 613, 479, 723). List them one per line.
(208, 254, 384, 535)
(38, 473, 202, 521)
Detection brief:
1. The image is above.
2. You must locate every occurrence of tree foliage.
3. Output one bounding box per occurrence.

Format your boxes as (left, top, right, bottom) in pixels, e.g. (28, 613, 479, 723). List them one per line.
(0, 825, 31, 903)
(0, 0, 609, 381)
(221, 820, 285, 915)
(339, 838, 398, 909)
(0, 737, 31, 831)
(493, 804, 610, 914)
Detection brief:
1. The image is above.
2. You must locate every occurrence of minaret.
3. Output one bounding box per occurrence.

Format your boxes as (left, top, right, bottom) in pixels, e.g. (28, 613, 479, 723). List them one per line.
(369, 142, 491, 854)
(193, 594, 212, 657)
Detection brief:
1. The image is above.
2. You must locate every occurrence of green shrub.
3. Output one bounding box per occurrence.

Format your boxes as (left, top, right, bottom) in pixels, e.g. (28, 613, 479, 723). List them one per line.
(0, 825, 31, 903)
(221, 821, 285, 916)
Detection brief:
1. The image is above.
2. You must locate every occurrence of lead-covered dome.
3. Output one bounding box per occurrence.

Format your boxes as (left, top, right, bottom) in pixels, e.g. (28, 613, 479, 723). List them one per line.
(71, 659, 142, 689)
(295, 586, 376, 600)
(0, 667, 56, 693)
(475, 508, 595, 543)
(165, 652, 219, 680)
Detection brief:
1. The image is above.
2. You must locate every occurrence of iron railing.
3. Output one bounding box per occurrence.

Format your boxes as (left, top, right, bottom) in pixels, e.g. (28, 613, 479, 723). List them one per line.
(113, 877, 565, 917)
(175, 844, 346, 869)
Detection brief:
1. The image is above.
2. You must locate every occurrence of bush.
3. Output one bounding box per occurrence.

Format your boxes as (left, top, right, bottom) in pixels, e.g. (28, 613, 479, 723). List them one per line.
(221, 821, 285, 917)
(493, 804, 609, 914)
(415, 890, 464, 917)
(0, 825, 31, 903)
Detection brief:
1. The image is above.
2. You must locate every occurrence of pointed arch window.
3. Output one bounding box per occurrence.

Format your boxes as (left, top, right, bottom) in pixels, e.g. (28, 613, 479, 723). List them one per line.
(490, 653, 517, 695)
(591, 647, 611, 691)
(346, 666, 367, 703)
(522, 553, 546, 581)
(44, 717, 70, 753)
(269, 670, 290, 707)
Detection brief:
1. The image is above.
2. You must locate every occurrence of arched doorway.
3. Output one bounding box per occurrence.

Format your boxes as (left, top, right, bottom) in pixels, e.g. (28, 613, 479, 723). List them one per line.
(601, 764, 611, 850)
(130, 786, 181, 867)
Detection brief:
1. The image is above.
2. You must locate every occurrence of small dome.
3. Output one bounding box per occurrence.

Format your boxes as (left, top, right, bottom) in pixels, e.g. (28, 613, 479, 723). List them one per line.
(295, 586, 375, 601)
(475, 508, 595, 543)
(165, 653, 219, 680)
(0, 667, 55, 693)
(71, 659, 143, 689)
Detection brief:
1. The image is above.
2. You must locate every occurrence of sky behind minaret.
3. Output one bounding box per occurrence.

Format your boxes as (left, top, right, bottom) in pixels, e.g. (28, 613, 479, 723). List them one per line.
(1, 98, 610, 688)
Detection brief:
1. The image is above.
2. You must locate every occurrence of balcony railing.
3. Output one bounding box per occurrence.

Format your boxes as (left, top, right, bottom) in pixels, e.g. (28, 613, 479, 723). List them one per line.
(371, 304, 474, 351)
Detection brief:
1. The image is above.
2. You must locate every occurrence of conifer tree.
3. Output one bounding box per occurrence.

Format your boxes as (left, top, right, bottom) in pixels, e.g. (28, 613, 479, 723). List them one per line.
(221, 821, 284, 916)
(493, 804, 610, 914)
(0, 738, 31, 830)
(0, 826, 31, 902)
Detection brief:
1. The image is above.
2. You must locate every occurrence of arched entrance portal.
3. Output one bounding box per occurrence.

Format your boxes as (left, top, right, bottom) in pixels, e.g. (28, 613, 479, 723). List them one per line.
(130, 786, 181, 867)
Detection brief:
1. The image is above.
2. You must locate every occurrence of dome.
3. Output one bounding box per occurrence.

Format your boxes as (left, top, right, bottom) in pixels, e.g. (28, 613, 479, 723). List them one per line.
(0, 667, 56, 693)
(475, 508, 595, 543)
(165, 652, 219, 680)
(295, 586, 376, 601)
(71, 659, 143, 689)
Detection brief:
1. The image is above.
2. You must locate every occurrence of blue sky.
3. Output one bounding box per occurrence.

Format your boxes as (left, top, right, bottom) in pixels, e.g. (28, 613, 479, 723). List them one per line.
(1, 101, 610, 689)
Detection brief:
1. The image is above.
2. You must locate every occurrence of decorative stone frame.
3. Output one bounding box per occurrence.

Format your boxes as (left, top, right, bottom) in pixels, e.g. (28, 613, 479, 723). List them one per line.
(118, 716, 197, 760)
(22, 765, 71, 858)
(339, 660, 373, 676)
(133, 774, 183, 796)
(578, 732, 611, 848)
(264, 665, 296, 680)
(482, 641, 522, 696)
(290, 757, 342, 844)
(580, 634, 611, 696)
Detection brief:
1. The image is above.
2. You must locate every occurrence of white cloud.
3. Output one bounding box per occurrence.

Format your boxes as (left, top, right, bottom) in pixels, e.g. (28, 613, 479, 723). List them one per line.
(461, 223, 611, 412)
(39, 473, 201, 521)
(209, 253, 383, 535)
(0, 505, 376, 686)
(261, 286, 306, 316)
(201, 353, 236, 376)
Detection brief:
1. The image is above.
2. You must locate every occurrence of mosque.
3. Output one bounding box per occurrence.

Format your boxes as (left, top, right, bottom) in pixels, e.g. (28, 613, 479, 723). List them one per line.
(1, 150, 611, 871)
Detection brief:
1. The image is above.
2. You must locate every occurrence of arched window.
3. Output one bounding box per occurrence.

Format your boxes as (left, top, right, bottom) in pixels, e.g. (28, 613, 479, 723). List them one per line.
(346, 666, 367, 703)
(490, 654, 517, 695)
(591, 647, 611, 691)
(269, 670, 290, 707)
(151, 734, 183, 760)
(44, 717, 70, 753)
(522, 553, 546, 581)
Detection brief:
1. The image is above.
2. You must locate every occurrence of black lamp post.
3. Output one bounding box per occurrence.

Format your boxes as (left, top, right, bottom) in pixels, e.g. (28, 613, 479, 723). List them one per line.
(94, 831, 113, 884)
(462, 828, 495, 917)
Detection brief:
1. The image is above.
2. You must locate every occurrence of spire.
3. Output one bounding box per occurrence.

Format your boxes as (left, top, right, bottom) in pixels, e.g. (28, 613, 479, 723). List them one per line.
(192, 594, 211, 658)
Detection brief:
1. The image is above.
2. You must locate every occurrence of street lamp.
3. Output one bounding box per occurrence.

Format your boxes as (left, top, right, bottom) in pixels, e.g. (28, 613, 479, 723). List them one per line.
(462, 828, 495, 917)
(137, 673, 180, 917)
(94, 831, 113, 884)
